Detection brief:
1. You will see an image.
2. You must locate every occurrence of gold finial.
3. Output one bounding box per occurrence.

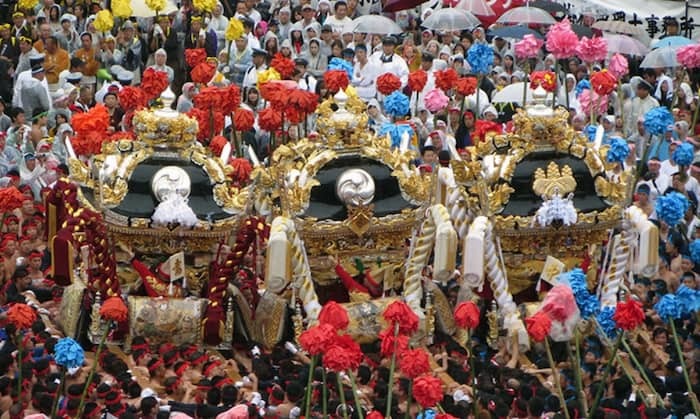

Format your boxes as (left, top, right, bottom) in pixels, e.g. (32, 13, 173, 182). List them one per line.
(533, 162, 577, 199)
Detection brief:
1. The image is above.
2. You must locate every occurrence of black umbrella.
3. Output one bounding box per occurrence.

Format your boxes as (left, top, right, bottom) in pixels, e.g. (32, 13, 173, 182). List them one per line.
(489, 25, 544, 40)
(528, 0, 569, 15)
(570, 23, 594, 38)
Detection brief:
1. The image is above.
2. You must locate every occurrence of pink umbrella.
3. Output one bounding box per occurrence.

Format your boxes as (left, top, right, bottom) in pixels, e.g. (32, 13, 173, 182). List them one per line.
(603, 33, 650, 57)
(456, 0, 495, 16)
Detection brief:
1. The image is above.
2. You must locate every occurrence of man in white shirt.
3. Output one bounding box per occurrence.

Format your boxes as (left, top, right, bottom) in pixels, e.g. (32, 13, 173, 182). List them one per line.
(352, 44, 378, 100)
(242, 48, 268, 91)
(294, 58, 317, 93)
(324, 0, 353, 33)
(371, 36, 409, 88)
(13, 53, 50, 110)
(300, 4, 321, 36)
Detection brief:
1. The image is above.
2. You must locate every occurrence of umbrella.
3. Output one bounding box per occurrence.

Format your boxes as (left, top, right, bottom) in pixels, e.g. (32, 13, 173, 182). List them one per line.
(130, 0, 178, 17)
(640, 46, 679, 68)
(489, 25, 544, 40)
(455, 0, 495, 16)
(592, 20, 646, 37)
(422, 8, 481, 31)
(383, 0, 423, 13)
(569, 23, 594, 38)
(528, 0, 569, 15)
(491, 82, 554, 105)
(351, 15, 403, 34)
(496, 6, 556, 25)
(652, 36, 695, 49)
(603, 33, 649, 56)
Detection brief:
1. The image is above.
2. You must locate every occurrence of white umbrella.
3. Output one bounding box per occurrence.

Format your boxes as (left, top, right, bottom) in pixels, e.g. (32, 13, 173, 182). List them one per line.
(640, 46, 679, 68)
(592, 20, 647, 37)
(422, 8, 481, 31)
(131, 0, 178, 18)
(455, 0, 495, 16)
(496, 6, 556, 25)
(491, 82, 554, 105)
(603, 33, 649, 57)
(351, 15, 403, 34)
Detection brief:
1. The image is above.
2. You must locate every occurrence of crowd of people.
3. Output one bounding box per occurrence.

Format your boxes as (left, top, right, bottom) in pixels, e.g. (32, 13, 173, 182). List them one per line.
(0, 0, 698, 417)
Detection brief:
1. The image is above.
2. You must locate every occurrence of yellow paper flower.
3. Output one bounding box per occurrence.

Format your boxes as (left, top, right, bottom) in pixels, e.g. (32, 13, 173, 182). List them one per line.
(94, 10, 114, 33)
(112, 0, 133, 19)
(344, 85, 358, 98)
(17, 0, 38, 11)
(257, 68, 280, 89)
(193, 0, 215, 13)
(145, 0, 166, 12)
(225, 18, 244, 41)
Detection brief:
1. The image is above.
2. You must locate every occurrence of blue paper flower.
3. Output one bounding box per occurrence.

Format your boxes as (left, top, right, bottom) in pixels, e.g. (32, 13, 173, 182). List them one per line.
(675, 284, 700, 315)
(378, 123, 414, 148)
(596, 306, 618, 339)
(654, 294, 681, 322)
(606, 137, 630, 163)
(643, 106, 674, 136)
(690, 239, 700, 265)
(54, 337, 85, 369)
(575, 79, 591, 97)
(654, 191, 690, 227)
(559, 268, 600, 319)
(579, 294, 601, 320)
(328, 57, 353, 79)
(383, 91, 410, 117)
(672, 142, 694, 166)
(583, 124, 598, 142)
(417, 409, 436, 419)
(467, 43, 494, 75)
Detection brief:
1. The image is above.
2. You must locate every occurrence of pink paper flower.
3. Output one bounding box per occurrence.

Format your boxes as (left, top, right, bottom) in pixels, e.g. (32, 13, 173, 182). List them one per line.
(579, 89, 609, 118)
(424, 88, 449, 113)
(540, 285, 577, 322)
(677, 44, 700, 69)
(546, 18, 579, 59)
(576, 36, 608, 64)
(608, 53, 629, 79)
(514, 34, 544, 59)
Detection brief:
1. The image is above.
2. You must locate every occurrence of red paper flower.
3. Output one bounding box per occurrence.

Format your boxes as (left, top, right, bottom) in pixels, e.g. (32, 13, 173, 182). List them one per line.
(287, 89, 319, 114)
(399, 348, 431, 379)
(454, 301, 480, 330)
(185, 48, 207, 68)
(383, 300, 419, 335)
(590, 69, 617, 96)
(99, 296, 128, 323)
(412, 374, 443, 408)
(366, 411, 384, 419)
(7, 303, 37, 330)
(221, 85, 242, 115)
(525, 311, 552, 342)
(324, 70, 349, 93)
(194, 86, 224, 111)
(299, 323, 336, 355)
(529, 71, 557, 92)
(0, 187, 27, 212)
(259, 82, 288, 106)
(408, 70, 428, 93)
(319, 301, 349, 330)
(141, 67, 169, 99)
(613, 299, 645, 331)
(229, 157, 253, 187)
(209, 135, 228, 156)
(71, 104, 111, 155)
(376, 73, 402, 95)
(191, 62, 216, 85)
(270, 53, 296, 79)
(187, 108, 224, 141)
(118, 86, 147, 111)
(455, 76, 478, 97)
(233, 108, 255, 132)
(378, 327, 409, 357)
(324, 344, 362, 372)
(435, 68, 458, 92)
(473, 120, 503, 142)
(258, 107, 283, 132)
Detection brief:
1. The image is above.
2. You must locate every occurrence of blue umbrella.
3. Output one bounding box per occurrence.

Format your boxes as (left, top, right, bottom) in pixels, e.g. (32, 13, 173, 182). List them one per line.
(489, 25, 544, 40)
(653, 36, 695, 49)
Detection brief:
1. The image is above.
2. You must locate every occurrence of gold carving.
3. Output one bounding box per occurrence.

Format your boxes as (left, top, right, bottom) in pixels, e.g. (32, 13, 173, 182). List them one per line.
(128, 296, 207, 346)
(533, 162, 577, 198)
(345, 204, 374, 237)
(132, 109, 198, 149)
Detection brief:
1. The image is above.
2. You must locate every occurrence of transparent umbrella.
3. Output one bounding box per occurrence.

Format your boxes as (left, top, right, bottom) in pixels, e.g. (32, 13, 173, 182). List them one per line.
(351, 15, 403, 34)
(652, 36, 695, 49)
(603, 33, 650, 57)
(492, 82, 554, 105)
(640, 46, 679, 68)
(496, 6, 556, 25)
(455, 0, 495, 16)
(422, 8, 481, 32)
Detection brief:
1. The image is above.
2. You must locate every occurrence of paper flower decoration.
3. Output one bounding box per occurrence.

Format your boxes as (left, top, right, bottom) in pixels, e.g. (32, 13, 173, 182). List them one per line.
(613, 299, 645, 331)
(529, 71, 556, 92)
(655, 191, 690, 227)
(328, 57, 353, 79)
(71, 104, 111, 155)
(379, 123, 414, 148)
(383, 300, 419, 335)
(672, 142, 694, 166)
(435, 68, 459, 92)
(318, 301, 349, 330)
(112, 0, 133, 19)
(377, 73, 402, 96)
(99, 296, 128, 322)
(323, 70, 349, 93)
(575, 79, 591, 97)
(256, 67, 281, 90)
(606, 137, 629, 163)
(323, 341, 363, 372)
(258, 107, 282, 132)
(185, 48, 207, 68)
(94, 10, 114, 33)
(220, 85, 242, 115)
(7, 303, 36, 329)
(17, 0, 38, 11)
(54, 337, 85, 369)
(233, 108, 255, 132)
(608, 53, 629, 79)
(643, 106, 674, 136)
(561, 268, 599, 319)
(299, 323, 336, 355)
(676, 44, 700, 69)
(424, 88, 449, 113)
(193, 0, 216, 12)
(546, 18, 578, 59)
(141, 67, 170, 98)
(690, 239, 700, 264)
(454, 301, 480, 329)
(270, 53, 295, 79)
(408, 70, 428, 93)
(467, 43, 494, 75)
(412, 374, 444, 409)
(118, 86, 147, 111)
(525, 311, 552, 342)
(590, 69, 617, 96)
(383, 91, 410, 117)
(472, 120, 502, 142)
(225, 18, 244, 41)
(455, 76, 478, 97)
(145, 0, 166, 12)
(0, 187, 27, 212)
(514, 34, 543, 59)
(675, 284, 700, 314)
(654, 294, 681, 321)
(596, 306, 617, 339)
(399, 348, 431, 379)
(578, 89, 608, 118)
(576, 36, 608, 64)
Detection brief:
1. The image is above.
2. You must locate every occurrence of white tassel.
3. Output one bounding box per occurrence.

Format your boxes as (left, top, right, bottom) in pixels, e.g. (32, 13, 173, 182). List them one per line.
(152, 193, 199, 228)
